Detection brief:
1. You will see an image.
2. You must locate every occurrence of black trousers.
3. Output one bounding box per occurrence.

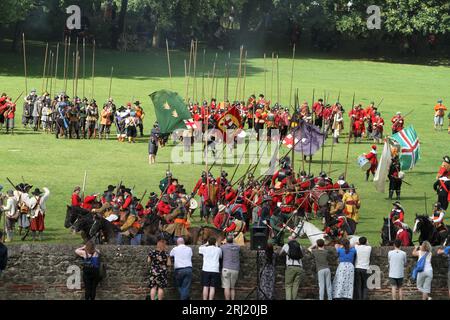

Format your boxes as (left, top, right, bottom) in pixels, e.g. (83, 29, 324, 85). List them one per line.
(83, 268, 100, 300)
(354, 268, 369, 300)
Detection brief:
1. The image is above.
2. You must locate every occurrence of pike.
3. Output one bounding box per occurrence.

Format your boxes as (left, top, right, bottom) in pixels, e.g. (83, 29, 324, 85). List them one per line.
(54, 43, 59, 94)
(344, 92, 356, 178)
(289, 44, 296, 109)
(230, 137, 251, 183)
(82, 171, 87, 200)
(6, 177, 17, 190)
(22, 33, 28, 93)
(41, 43, 49, 93)
(166, 39, 172, 89)
(108, 66, 114, 99)
(91, 40, 96, 98)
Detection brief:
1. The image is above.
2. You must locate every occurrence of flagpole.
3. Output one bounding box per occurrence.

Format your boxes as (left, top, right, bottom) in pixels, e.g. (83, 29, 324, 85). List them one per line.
(186, 40, 193, 102)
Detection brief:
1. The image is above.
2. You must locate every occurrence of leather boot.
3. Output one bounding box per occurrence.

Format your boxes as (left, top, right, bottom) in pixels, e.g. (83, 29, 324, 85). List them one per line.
(388, 190, 394, 200)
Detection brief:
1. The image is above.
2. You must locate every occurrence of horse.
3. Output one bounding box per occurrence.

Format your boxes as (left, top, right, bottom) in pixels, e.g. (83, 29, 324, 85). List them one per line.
(195, 226, 225, 245)
(72, 213, 95, 243)
(64, 205, 90, 229)
(141, 214, 165, 245)
(323, 211, 357, 236)
(413, 214, 448, 246)
(89, 214, 118, 245)
(380, 218, 413, 246)
(293, 218, 360, 248)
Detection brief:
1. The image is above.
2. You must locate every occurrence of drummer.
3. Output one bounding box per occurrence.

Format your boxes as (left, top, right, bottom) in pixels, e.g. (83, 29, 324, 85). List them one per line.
(364, 145, 378, 181)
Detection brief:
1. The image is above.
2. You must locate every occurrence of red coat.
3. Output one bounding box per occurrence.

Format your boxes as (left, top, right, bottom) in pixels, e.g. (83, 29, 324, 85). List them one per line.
(312, 102, 324, 117)
(157, 201, 171, 216)
(121, 196, 132, 210)
(396, 229, 410, 247)
(167, 184, 177, 195)
(71, 193, 82, 207)
(213, 213, 229, 229)
(391, 115, 404, 132)
(81, 195, 97, 210)
(365, 151, 378, 172)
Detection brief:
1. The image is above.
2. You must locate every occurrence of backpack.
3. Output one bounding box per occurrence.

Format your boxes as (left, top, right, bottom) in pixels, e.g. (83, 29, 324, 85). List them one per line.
(287, 240, 303, 261)
(411, 252, 428, 281)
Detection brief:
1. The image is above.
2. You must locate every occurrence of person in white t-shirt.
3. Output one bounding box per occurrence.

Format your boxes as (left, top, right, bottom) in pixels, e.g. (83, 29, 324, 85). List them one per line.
(199, 237, 222, 300)
(388, 239, 407, 300)
(354, 237, 372, 300)
(169, 237, 193, 300)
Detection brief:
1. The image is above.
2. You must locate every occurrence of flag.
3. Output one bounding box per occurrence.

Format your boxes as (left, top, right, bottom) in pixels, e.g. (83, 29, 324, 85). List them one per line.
(217, 106, 242, 141)
(374, 140, 392, 193)
(291, 120, 325, 156)
(183, 119, 198, 130)
(391, 125, 420, 170)
(282, 134, 299, 149)
(149, 90, 192, 134)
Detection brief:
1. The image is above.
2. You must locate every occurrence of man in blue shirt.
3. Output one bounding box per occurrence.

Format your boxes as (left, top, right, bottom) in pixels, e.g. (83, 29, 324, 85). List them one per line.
(437, 245, 450, 299)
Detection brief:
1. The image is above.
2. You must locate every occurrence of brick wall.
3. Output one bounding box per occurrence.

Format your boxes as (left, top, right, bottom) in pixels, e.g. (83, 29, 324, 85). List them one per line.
(0, 244, 448, 300)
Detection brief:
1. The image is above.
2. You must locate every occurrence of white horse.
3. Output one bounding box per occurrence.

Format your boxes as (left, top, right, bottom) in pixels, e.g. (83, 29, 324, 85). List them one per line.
(291, 219, 360, 248)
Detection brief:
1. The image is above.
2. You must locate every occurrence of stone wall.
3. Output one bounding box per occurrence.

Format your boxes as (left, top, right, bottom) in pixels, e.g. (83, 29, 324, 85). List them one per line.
(0, 244, 448, 300)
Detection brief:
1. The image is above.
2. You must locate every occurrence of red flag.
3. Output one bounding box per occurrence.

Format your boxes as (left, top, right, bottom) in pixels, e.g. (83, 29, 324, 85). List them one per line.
(217, 106, 242, 141)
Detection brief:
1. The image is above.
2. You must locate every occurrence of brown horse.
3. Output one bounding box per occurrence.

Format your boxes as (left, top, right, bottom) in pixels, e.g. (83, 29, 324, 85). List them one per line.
(195, 226, 226, 245)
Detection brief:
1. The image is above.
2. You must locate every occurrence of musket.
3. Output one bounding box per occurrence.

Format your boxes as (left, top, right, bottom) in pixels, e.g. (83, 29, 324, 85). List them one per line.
(137, 189, 147, 208)
(13, 91, 24, 104)
(376, 97, 384, 109)
(116, 180, 123, 195)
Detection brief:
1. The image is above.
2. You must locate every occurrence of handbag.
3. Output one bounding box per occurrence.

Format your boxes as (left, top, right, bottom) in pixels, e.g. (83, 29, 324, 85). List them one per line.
(411, 252, 428, 281)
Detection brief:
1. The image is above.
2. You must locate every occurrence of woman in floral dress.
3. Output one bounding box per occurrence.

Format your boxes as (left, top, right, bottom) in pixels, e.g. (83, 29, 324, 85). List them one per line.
(147, 239, 171, 300)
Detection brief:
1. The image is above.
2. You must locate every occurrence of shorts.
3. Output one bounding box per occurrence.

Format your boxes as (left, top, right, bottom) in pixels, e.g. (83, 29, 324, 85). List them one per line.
(201, 271, 221, 288)
(389, 277, 404, 288)
(221, 269, 239, 289)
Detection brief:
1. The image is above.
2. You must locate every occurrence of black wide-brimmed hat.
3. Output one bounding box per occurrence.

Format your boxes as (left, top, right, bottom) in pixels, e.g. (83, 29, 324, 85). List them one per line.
(107, 185, 116, 191)
(32, 188, 43, 196)
(443, 156, 450, 164)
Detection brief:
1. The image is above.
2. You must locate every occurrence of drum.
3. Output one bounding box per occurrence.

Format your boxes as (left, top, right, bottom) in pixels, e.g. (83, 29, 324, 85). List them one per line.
(311, 190, 330, 207)
(357, 155, 371, 171)
(318, 193, 330, 207)
(189, 198, 198, 210)
(398, 171, 405, 180)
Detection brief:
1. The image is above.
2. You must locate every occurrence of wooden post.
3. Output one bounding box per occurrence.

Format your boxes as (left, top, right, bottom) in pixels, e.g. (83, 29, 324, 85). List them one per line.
(91, 40, 96, 98)
(289, 44, 296, 109)
(41, 43, 49, 93)
(165, 39, 172, 89)
(22, 33, 28, 94)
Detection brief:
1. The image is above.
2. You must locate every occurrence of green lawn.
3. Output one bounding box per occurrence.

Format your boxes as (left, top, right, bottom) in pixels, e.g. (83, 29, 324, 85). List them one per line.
(0, 42, 449, 245)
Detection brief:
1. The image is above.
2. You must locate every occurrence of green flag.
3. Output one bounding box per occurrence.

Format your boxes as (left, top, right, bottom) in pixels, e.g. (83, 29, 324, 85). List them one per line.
(149, 90, 191, 134)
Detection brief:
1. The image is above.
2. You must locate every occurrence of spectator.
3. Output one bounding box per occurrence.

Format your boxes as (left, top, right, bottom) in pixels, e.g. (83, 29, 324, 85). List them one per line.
(148, 239, 171, 300)
(437, 244, 450, 299)
(75, 241, 101, 300)
(258, 243, 277, 300)
(170, 237, 193, 300)
(412, 241, 433, 300)
(333, 239, 356, 300)
(0, 231, 7, 276)
(199, 237, 222, 300)
(309, 239, 332, 300)
(388, 239, 407, 300)
(279, 236, 303, 300)
(354, 236, 372, 300)
(221, 235, 240, 300)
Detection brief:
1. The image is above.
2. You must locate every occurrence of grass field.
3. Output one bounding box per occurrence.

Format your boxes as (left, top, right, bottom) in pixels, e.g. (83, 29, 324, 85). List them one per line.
(0, 41, 449, 245)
